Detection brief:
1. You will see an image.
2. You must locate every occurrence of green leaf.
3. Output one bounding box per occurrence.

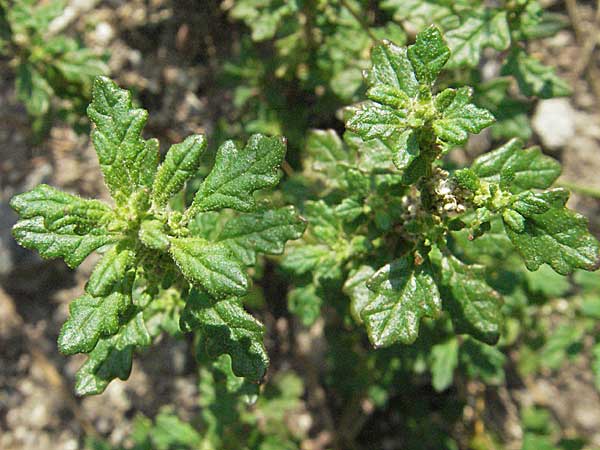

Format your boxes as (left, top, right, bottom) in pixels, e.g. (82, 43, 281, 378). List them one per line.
(218, 206, 306, 266)
(8, 0, 65, 35)
(58, 292, 130, 355)
(501, 49, 571, 98)
(335, 198, 364, 222)
(346, 102, 408, 140)
(169, 238, 249, 298)
(504, 196, 600, 275)
(16, 63, 52, 116)
(75, 311, 151, 396)
(445, 11, 510, 68)
(511, 189, 567, 217)
(539, 324, 582, 370)
(188, 134, 286, 214)
(460, 337, 505, 384)
(86, 246, 136, 297)
(58, 246, 135, 355)
(148, 409, 203, 449)
(287, 284, 322, 327)
(452, 218, 513, 260)
(281, 244, 333, 275)
(521, 434, 555, 450)
(11, 185, 116, 268)
(343, 265, 376, 325)
(392, 129, 420, 170)
(574, 269, 600, 293)
(87, 76, 159, 204)
(344, 132, 395, 172)
(360, 255, 441, 347)
(430, 337, 459, 391)
(305, 129, 348, 173)
(152, 134, 206, 208)
(521, 406, 554, 434)
(433, 86, 495, 145)
(380, 0, 454, 30)
(181, 289, 268, 382)
(520, 10, 569, 40)
(228, 0, 298, 41)
(10, 184, 112, 228)
(138, 219, 171, 251)
(407, 25, 450, 85)
(470, 138, 561, 193)
(365, 40, 418, 105)
(441, 254, 502, 345)
(54, 47, 108, 86)
(502, 209, 525, 233)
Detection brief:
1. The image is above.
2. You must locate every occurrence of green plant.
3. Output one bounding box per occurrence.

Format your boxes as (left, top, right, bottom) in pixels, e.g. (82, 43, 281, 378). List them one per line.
(283, 26, 599, 351)
(9, 6, 600, 448)
(0, 0, 108, 136)
(10, 76, 305, 395)
(87, 366, 306, 450)
(222, 0, 570, 153)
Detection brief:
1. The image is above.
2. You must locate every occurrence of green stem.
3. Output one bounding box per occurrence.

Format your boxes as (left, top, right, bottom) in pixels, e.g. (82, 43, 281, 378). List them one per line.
(557, 181, 600, 200)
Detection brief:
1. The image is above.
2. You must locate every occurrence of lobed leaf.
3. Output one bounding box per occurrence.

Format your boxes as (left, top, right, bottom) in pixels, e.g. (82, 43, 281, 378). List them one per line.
(391, 130, 420, 170)
(407, 25, 450, 85)
(181, 289, 268, 382)
(53, 47, 108, 86)
(306, 129, 348, 171)
(58, 292, 130, 355)
(380, 0, 454, 30)
(460, 337, 506, 384)
(504, 196, 600, 275)
(10, 184, 117, 268)
(152, 134, 207, 208)
(11, 217, 116, 269)
(346, 102, 408, 140)
(218, 206, 306, 266)
(445, 11, 510, 68)
(58, 246, 135, 355)
(343, 265, 376, 325)
(501, 49, 571, 99)
(228, 0, 298, 41)
(365, 40, 418, 104)
(360, 255, 441, 347)
(188, 134, 286, 215)
(75, 312, 151, 396)
(16, 63, 52, 116)
(10, 184, 112, 229)
(287, 284, 322, 327)
(441, 254, 502, 345)
(470, 138, 561, 193)
(86, 246, 135, 296)
(281, 244, 333, 275)
(169, 238, 249, 298)
(87, 76, 159, 204)
(433, 86, 495, 145)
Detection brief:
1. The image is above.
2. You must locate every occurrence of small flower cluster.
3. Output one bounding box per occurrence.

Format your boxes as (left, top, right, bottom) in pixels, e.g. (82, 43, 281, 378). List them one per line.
(429, 168, 467, 217)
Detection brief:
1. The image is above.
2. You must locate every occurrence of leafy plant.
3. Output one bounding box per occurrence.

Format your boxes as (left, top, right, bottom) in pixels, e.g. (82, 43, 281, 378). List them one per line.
(86, 365, 306, 450)
(222, 0, 569, 152)
(284, 26, 599, 350)
(0, 0, 108, 136)
(8, 2, 600, 448)
(10, 76, 305, 395)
